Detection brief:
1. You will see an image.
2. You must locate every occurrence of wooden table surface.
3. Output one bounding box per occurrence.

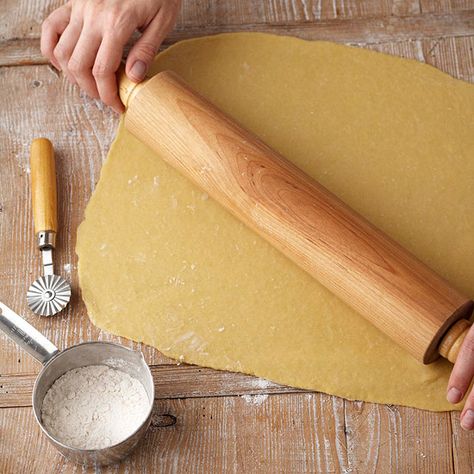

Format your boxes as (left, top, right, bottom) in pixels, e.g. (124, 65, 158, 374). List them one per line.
(1, 1, 474, 472)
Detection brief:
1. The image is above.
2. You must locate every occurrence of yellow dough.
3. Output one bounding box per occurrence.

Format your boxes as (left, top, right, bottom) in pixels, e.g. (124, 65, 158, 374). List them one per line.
(77, 33, 474, 411)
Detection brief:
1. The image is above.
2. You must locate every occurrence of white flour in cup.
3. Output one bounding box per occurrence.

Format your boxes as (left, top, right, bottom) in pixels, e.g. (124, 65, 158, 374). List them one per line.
(41, 365, 150, 449)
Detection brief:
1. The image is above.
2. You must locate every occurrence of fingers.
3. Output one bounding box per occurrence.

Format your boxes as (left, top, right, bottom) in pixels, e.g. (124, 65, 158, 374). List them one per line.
(460, 386, 474, 430)
(40, 0, 181, 112)
(40, 4, 71, 70)
(125, 6, 177, 83)
(447, 324, 474, 429)
(68, 27, 101, 99)
(93, 34, 129, 113)
(53, 18, 83, 82)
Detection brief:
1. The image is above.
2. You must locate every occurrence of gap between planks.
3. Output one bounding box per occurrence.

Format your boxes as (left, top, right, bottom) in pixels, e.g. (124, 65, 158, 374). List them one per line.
(0, 364, 309, 409)
(0, 10, 473, 67)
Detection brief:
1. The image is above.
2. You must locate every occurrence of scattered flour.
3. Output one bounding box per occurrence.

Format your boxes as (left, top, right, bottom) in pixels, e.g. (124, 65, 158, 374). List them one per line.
(254, 378, 272, 389)
(241, 394, 269, 405)
(41, 365, 150, 450)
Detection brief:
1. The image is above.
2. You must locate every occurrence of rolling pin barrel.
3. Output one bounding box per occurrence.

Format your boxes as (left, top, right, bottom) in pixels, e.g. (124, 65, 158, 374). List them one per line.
(119, 71, 473, 364)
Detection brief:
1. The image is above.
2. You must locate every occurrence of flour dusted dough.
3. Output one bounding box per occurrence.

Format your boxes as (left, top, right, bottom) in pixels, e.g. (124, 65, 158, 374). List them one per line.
(77, 34, 474, 411)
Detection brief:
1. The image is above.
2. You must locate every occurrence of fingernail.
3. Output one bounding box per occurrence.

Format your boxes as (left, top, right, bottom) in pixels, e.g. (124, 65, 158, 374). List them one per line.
(447, 387, 462, 404)
(461, 409, 474, 430)
(130, 60, 147, 82)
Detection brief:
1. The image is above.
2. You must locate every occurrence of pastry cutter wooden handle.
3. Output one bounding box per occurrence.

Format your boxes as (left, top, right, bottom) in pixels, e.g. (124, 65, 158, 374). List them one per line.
(27, 138, 71, 316)
(118, 69, 473, 364)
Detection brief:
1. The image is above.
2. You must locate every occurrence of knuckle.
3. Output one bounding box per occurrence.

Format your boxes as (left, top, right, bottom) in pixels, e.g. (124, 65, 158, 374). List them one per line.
(85, 0, 101, 9)
(92, 62, 112, 78)
(43, 6, 67, 30)
(73, 0, 88, 12)
(106, 7, 135, 30)
(41, 17, 52, 31)
(105, 5, 120, 23)
(84, 0, 104, 19)
(67, 57, 83, 74)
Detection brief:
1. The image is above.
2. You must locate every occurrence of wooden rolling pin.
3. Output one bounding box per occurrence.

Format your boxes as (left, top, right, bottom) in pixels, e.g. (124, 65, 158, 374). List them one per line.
(118, 69, 473, 364)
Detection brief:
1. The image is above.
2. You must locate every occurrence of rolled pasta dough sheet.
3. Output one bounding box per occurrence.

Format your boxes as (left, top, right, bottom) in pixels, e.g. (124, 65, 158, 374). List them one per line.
(77, 33, 474, 411)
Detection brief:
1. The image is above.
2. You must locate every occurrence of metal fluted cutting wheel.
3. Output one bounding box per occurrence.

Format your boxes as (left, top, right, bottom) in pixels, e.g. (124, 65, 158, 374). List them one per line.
(26, 274, 71, 316)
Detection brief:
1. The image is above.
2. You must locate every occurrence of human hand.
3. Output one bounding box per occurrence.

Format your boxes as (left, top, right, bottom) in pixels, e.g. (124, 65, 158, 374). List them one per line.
(447, 323, 474, 429)
(41, 0, 181, 113)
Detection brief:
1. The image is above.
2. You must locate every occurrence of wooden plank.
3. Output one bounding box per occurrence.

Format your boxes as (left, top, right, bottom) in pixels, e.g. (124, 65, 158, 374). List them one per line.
(1, 367, 468, 472)
(391, 0, 421, 16)
(345, 402, 455, 473)
(421, 35, 474, 82)
(0, 0, 383, 48)
(450, 411, 474, 473)
(364, 36, 428, 60)
(0, 63, 173, 375)
(364, 35, 474, 86)
(0, 0, 62, 41)
(421, 0, 474, 13)
(0, 0, 424, 45)
(0, 365, 307, 408)
(0, 394, 463, 473)
(360, 35, 474, 82)
(0, 393, 350, 473)
(1, 0, 472, 46)
(167, 11, 474, 43)
(0, 38, 48, 67)
(1, 9, 473, 66)
(177, 0, 394, 24)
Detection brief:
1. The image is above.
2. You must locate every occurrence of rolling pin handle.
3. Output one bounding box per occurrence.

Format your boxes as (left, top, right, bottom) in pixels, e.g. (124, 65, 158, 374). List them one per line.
(439, 319, 472, 363)
(117, 63, 145, 109)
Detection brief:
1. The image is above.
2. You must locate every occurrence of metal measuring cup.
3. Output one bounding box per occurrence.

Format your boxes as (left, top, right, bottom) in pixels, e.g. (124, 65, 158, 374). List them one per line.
(0, 302, 155, 466)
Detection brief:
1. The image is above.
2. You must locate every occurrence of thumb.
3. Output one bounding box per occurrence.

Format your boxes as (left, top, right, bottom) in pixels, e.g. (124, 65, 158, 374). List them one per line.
(125, 11, 168, 83)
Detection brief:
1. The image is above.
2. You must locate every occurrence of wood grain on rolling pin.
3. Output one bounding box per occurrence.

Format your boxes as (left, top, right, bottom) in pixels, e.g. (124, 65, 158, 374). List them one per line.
(123, 71, 473, 364)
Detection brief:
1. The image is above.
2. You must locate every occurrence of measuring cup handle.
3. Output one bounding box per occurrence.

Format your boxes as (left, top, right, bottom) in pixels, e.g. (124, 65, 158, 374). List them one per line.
(0, 302, 59, 365)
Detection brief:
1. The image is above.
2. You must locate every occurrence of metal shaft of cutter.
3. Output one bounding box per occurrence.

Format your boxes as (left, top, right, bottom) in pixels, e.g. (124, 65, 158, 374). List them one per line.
(38, 231, 56, 277)
(41, 248, 54, 277)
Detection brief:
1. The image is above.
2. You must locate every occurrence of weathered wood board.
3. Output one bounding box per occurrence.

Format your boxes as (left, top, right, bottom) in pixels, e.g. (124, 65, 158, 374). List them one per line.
(0, 396, 461, 473)
(1, 0, 474, 472)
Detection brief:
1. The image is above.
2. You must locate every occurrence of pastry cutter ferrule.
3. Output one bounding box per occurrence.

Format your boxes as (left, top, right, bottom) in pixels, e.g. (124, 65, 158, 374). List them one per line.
(26, 138, 71, 316)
